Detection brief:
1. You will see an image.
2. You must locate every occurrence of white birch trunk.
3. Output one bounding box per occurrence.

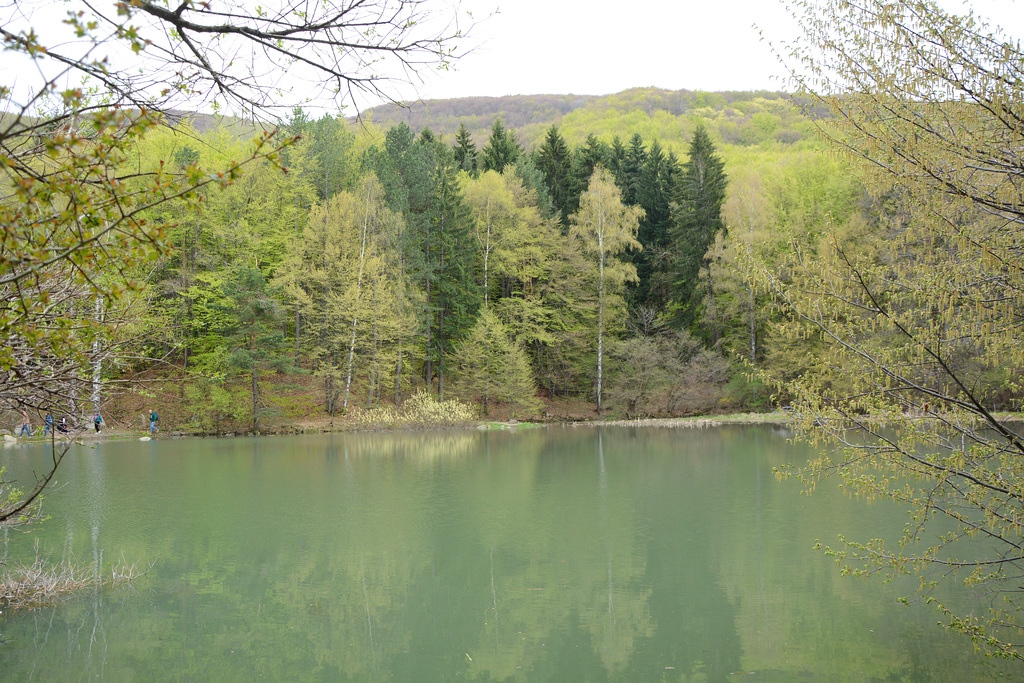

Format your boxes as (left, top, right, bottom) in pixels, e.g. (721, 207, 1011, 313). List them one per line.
(343, 186, 371, 410)
(596, 205, 605, 414)
(483, 197, 491, 306)
(91, 294, 103, 411)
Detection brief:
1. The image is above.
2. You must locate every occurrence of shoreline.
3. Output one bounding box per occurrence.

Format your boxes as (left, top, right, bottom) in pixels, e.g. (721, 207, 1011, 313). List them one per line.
(10, 410, 1017, 445)
(4, 411, 796, 444)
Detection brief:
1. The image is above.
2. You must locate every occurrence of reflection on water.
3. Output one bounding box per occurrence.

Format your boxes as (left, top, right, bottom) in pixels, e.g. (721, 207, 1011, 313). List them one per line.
(0, 426, 1020, 681)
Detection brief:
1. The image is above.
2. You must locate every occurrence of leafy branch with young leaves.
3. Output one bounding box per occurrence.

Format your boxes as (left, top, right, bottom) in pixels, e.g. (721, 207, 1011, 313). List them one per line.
(4, 0, 477, 120)
(753, 0, 1024, 658)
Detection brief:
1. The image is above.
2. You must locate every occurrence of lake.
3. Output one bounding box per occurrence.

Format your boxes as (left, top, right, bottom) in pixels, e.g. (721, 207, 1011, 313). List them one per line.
(0, 425, 1019, 681)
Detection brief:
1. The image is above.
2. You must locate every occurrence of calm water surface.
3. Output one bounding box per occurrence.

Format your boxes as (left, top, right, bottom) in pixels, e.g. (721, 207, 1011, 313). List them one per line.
(0, 425, 1019, 681)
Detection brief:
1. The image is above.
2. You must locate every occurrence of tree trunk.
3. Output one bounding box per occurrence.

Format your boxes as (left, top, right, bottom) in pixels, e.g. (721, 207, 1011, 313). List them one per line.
(325, 374, 335, 415)
(596, 229, 605, 414)
(295, 301, 301, 361)
(748, 287, 757, 366)
(343, 186, 371, 410)
(483, 197, 491, 306)
(91, 294, 103, 411)
(394, 339, 403, 406)
(424, 280, 432, 389)
(251, 367, 259, 433)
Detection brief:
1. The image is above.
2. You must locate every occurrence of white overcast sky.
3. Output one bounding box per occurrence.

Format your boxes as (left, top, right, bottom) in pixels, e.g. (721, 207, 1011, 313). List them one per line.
(4, 0, 1022, 116)
(383, 0, 1023, 107)
(388, 0, 799, 104)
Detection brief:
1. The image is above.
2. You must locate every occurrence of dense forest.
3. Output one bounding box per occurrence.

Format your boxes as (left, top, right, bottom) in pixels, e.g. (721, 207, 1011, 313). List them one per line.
(109, 88, 873, 433)
(11, 83, 980, 437)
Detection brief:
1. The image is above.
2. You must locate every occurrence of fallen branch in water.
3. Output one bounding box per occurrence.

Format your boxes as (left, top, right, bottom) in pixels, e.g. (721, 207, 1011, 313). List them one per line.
(0, 543, 146, 610)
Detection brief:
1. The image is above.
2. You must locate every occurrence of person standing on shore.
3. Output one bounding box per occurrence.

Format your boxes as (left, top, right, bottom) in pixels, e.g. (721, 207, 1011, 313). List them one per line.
(149, 409, 159, 434)
(17, 410, 31, 437)
(94, 411, 103, 433)
(43, 413, 53, 436)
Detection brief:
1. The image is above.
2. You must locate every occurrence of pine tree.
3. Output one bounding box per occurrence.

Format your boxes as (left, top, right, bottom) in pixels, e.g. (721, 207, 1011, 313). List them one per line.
(221, 265, 288, 433)
(618, 133, 647, 206)
(423, 143, 481, 399)
(568, 135, 611, 221)
(509, 155, 554, 222)
(363, 123, 438, 398)
(632, 140, 680, 311)
(418, 126, 437, 145)
(308, 113, 357, 201)
(481, 120, 522, 174)
(535, 125, 573, 227)
(670, 125, 727, 331)
(452, 122, 478, 176)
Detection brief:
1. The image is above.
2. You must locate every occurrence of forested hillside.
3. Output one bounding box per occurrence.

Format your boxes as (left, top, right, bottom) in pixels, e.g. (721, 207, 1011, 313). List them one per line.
(359, 87, 820, 153)
(96, 89, 840, 433)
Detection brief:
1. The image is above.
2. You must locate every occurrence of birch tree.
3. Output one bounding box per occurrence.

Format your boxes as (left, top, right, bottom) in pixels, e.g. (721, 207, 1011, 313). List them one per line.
(570, 168, 643, 413)
(461, 170, 516, 306)
(340, 176, 403, 411)
(706, 171, 775, 365)
(280, 175, 405, 414)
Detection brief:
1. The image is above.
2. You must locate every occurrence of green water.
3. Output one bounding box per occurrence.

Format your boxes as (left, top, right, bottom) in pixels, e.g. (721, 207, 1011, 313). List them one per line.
(0, 426, 1018, 681)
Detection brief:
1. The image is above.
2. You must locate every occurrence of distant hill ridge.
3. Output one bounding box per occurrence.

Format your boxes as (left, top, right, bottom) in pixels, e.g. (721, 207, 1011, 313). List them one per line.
(150, 87, 815, 155)
(355, 87, 814, 151)
(358, 93, 601, 133)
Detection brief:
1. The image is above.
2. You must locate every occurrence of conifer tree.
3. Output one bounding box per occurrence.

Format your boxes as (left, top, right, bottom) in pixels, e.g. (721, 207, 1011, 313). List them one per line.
(632, 141, 680, 310)
(535, 126, 574, 227)
(423, 142, 481, 399)
(364, 123, 438, 396)
(670, 125, 727, 331)
(418, 127, 437, 145)
(308, 113, 357, 201)
(568, 135, 612, 221)
(481, 120, 522, 174)
(618, 133, 647, 206)
(510, 156, 554, 220)
(452, 123, 478, 176)
(221, 265, 288, 433)
(607, 137, 627, 184)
